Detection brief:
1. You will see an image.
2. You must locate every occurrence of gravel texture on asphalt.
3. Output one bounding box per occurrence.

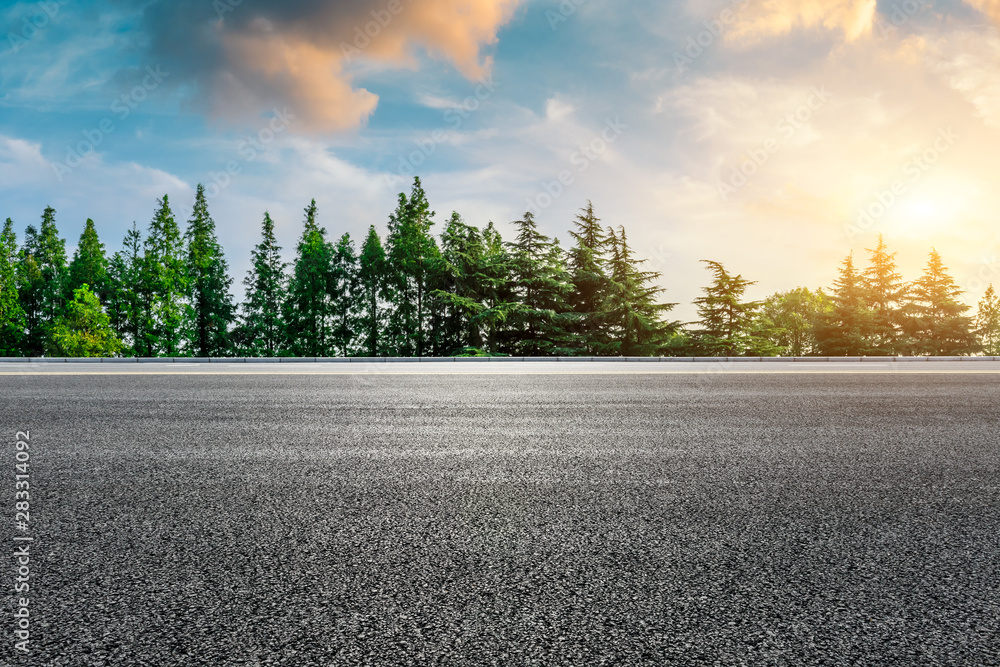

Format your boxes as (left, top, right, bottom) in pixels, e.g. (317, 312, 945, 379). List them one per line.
(1, 373, 998, 666)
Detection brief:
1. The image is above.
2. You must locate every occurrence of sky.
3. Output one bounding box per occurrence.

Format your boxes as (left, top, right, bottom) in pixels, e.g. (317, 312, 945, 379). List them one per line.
(3, 0, 1000, 320)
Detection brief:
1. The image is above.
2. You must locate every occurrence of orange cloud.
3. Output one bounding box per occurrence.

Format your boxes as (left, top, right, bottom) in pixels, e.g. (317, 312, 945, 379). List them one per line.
(726, 0, 877, 45)
(210, 0, 521, 132)
(964, 0, 1000, 24)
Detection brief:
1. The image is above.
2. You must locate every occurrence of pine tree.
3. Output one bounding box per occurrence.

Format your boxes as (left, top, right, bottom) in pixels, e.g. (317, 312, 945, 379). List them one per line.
(357, 226, 389, 357)
(144, 196, 188, 356)
(330, 233, 358, 357)
(17, 226, 44, 356)
(385, 177, 440, 356)
(863, 234, 907, 355)
(184, 184, 235, 357)
(906, 249, 978, 356)
(0, 218, 26, 355)
(49, 284, 123, 357)
(603, 226, 679, 356)
(502, 212, 573, 356)
(815, 253, 873, 356)
(16, 207, 67, 355)
(240, 212, 287, 357)
(107, 224, 147, 356)
(37, 207, 68, 325)
(477, 221, 518, 354)
(566, 201, 611, 354)
(977, 284, 1000, 356)
(692, 260, 770, 356)
(67, 218, 110, 303)
(432, 213, 499, 354)
(284, 199, 334, 356)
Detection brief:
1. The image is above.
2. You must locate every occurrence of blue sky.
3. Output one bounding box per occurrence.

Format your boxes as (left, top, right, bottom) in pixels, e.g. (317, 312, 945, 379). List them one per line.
(3, 0, 1000, 318)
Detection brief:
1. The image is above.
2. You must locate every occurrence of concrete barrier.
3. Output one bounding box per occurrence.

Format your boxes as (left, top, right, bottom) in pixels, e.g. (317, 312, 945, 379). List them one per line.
(3, 356, 999, 364)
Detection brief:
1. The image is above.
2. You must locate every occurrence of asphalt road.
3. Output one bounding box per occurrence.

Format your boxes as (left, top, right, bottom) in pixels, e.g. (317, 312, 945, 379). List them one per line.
(1, 372, 998, 665)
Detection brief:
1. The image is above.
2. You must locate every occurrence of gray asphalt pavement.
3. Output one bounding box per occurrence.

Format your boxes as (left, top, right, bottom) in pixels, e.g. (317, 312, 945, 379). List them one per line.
(2, 372, 998, 665)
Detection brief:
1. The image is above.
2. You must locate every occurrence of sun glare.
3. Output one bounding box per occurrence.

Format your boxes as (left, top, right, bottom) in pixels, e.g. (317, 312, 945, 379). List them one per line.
(881, 175, 974, 240)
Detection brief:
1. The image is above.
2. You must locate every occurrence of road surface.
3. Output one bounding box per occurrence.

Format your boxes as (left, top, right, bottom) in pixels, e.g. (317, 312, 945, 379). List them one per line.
(1, 367, 997, 665)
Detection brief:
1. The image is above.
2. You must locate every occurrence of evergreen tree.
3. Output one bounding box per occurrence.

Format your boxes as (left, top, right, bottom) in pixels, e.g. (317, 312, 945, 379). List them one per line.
(815, 253, 873, 356)
(385, 177, 440, 356)
(692, 260, 771, 356)
(758, 287, 832, 356)
(357, 225, 390, 357)
(107, 224, 148, 356)
(284, 200, 334, 356)
(977, 284, 1000, 356)
(432, 213, 508, 354)
(330, 233, 358, 357)
(16, 226, 44, 355)
(17, 207, 67, 355)
(906, 249, 978, 355)
(240, 212, 287, 357)
(49, 284, 123, 357)
(863, 234, 907, 355)
(603, 226, 679, 356)
(566, 201, 611, 354)
(144, 196, 188, 356)
(477, 221, 518, 354)
(184, 184, 235, 357)
(0, 218, 26, 355)
(37, 206, 68, 325)
(67, 219, 109, 302)
(502, 212, 573, 356)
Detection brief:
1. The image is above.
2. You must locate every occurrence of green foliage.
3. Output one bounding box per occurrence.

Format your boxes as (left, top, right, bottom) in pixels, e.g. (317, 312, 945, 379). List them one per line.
(143, 196, 188, 356)
(692, 260, 774, 356)
(106, 224, 147, 356)
(5, 188, 991, 360)
(905, 249, 978, 356)
(502, 212, 574, 356)
(863, 234, 907, 355)
(0, 218, 26, 355)
(357, 225, 390, 357)
(49, 284, 123, 357)
(977, 284, 1000, 356)
(757, 287, 832, 356)
(385, 177, 441, 357)
(432, 213, 517, 355)
(815, 253, 874, 356)
(184, 184, 235, 357)
(67, 219, 109, 302)
(239, 212, 287, 357)
(284, 199, 335, 356)
(330, 233, 358, 357)
(565, 202, 611, 354)
(17, 207, 67, 355)
(602, 226, 679, 356)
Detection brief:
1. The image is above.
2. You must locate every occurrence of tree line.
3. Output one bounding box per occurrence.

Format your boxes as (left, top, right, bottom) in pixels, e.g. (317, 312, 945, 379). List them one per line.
(1, 177, 997, 358)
